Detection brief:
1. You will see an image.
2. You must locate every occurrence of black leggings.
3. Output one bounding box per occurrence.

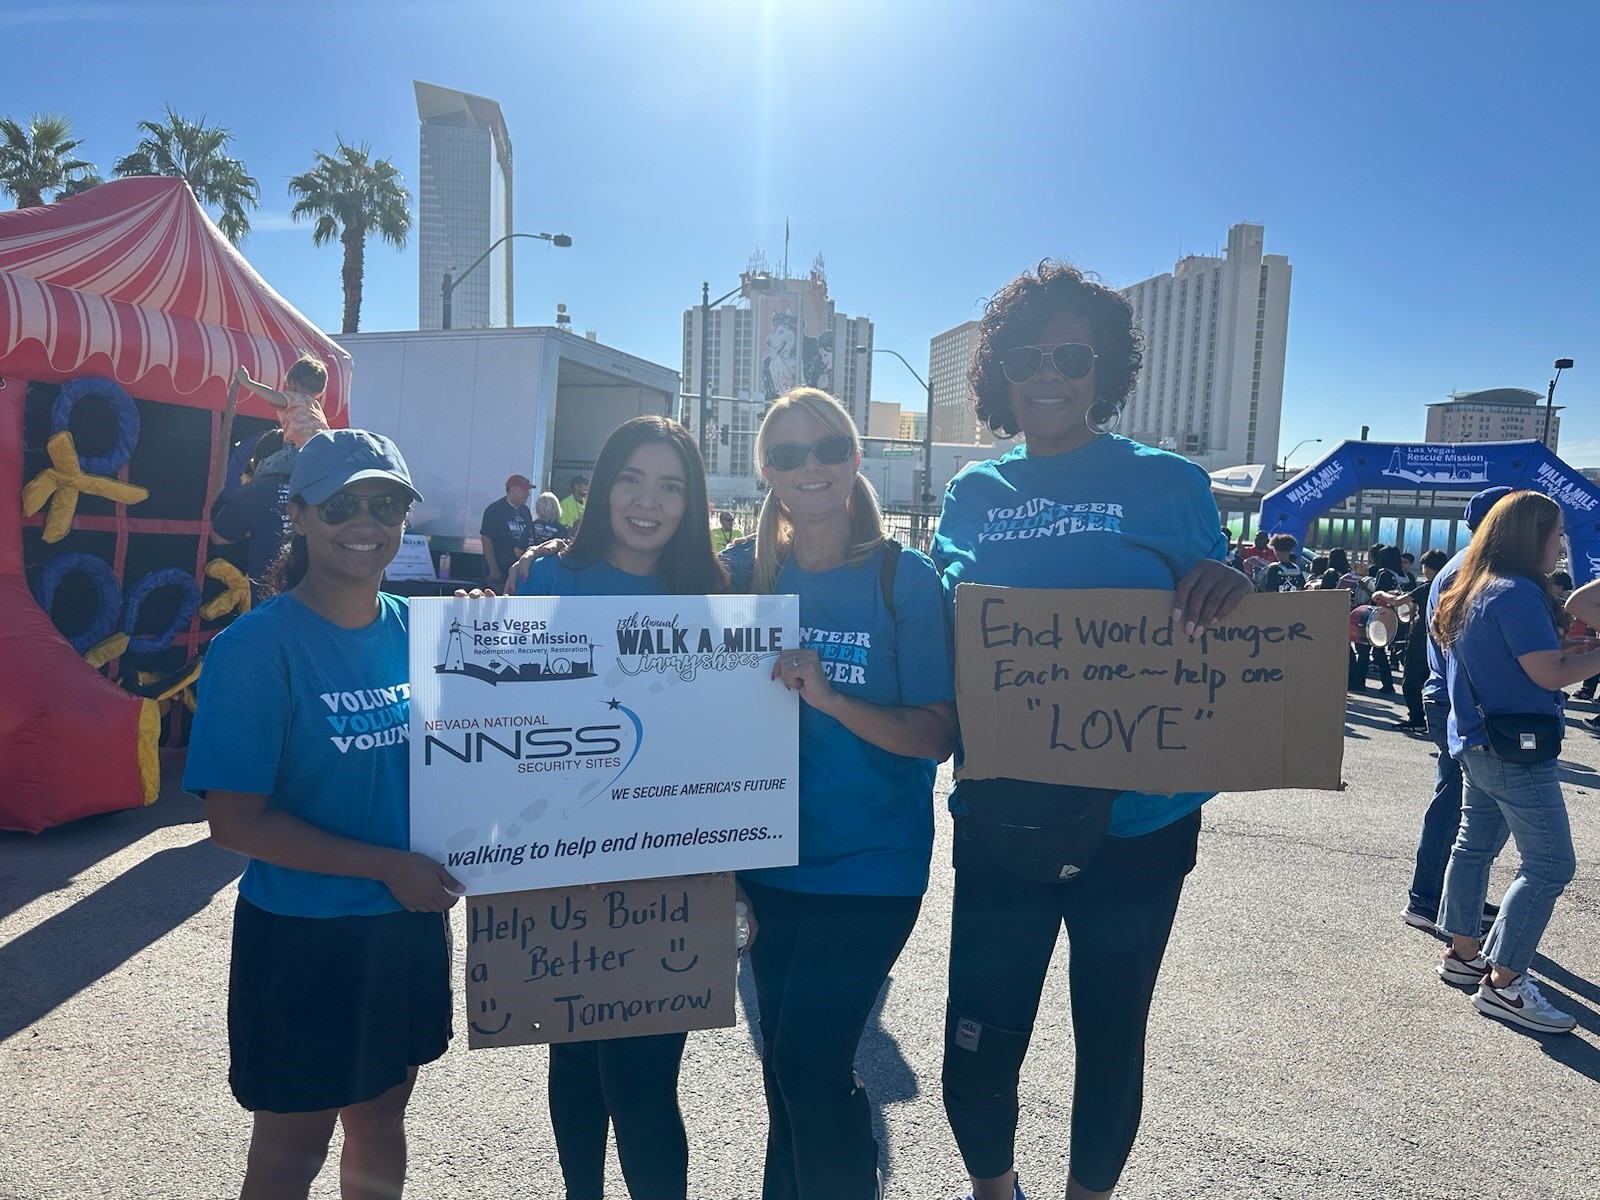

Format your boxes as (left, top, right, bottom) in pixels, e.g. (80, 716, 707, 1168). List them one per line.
(548, 1032, 688, 1200)
(942, 806, 1200, 1194)
(742, 878, 923, 1200)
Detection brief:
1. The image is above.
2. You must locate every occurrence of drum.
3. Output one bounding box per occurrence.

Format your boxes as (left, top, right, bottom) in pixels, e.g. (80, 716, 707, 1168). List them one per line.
(1350, 604, 1400, 647)
(1392, 598, 1417, 624)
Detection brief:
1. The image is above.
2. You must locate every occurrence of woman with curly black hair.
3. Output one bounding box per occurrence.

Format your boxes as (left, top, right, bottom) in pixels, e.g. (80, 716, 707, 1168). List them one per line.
(931, 260, 1251, 1200)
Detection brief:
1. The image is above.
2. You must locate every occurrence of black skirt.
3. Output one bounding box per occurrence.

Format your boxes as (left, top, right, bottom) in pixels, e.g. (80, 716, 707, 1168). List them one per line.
(228, 896, 452, 1113)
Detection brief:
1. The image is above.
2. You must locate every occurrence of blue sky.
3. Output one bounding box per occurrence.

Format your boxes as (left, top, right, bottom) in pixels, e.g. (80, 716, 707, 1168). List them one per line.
(5, 1, 1597, 463)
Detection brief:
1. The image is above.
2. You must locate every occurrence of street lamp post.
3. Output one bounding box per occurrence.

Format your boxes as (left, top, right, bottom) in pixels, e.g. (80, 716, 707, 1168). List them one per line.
(441, 231, 572, 330)
(856, 345, 935, 508)
(1545, 357, 1574, 445)
(1279, 437, 1322, 480)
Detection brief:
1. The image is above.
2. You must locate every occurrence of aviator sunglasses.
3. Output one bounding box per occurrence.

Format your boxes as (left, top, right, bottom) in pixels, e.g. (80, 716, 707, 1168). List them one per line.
(313, 491, 412, 527)
(1000, 342, 1097, 384)
(764, 434, 856, 472)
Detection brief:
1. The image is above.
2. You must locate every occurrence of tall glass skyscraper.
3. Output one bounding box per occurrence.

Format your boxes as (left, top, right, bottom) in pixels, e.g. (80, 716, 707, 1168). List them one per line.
(415, 82, 513, 329)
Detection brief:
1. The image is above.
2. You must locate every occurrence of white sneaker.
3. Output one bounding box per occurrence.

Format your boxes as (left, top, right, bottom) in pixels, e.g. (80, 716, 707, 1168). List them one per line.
(1473, 975, 1578, 1034)
(1437, 945, 1490, 988)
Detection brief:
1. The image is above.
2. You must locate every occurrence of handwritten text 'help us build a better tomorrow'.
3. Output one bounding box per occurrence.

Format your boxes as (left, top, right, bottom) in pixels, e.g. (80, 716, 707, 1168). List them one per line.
(954, 586, 1348, 794)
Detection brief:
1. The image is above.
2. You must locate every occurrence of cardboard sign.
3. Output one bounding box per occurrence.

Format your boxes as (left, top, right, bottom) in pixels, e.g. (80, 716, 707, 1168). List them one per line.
(409, 594, 800, 894)
(387, 533, 437, 581)
(465, 873, 736, 1047)
(954, 586, 1348, 793)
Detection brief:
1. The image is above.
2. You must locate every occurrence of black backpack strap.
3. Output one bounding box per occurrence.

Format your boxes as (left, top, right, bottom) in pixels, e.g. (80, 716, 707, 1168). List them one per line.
(879, 538, 901, 622)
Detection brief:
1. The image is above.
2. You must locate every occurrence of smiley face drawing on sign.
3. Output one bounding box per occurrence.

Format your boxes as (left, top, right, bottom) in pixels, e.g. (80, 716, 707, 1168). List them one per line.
(660, 936, 699, 973)
(471, 994, 512, 1037)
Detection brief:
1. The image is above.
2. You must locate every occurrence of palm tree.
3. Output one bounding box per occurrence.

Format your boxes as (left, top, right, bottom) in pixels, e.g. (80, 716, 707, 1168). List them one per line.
(288, 139, 411, 335)
(0, 113, 97, 207)
(112, 108, 259, 242)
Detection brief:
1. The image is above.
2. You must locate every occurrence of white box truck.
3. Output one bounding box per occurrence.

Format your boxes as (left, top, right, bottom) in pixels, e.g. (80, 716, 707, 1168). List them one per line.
(335, 327, 680, 567)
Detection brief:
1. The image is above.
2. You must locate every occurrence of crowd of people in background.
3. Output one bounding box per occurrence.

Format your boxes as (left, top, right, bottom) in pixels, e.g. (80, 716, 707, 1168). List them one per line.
(1225, 487, 1591, 1037)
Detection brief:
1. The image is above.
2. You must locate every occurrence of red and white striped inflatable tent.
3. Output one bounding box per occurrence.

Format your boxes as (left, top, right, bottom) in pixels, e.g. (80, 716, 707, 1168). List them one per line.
(0, 176, 351, 831)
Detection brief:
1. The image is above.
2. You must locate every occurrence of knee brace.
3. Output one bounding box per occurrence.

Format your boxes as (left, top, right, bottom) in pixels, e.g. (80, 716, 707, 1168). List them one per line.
(941, 1003, 1032, 1172)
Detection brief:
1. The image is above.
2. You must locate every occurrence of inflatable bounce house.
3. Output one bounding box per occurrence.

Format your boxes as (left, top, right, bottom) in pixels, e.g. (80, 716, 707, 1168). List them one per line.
(1, 177, 350, 831)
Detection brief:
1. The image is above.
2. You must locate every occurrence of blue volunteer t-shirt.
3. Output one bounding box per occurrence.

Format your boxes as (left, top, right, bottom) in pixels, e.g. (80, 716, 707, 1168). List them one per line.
(724, 541, 955, 896)
(1444, 575, 1562, 757)
(931, 435, 1229, 838)
(211, 473, 292, 597)
(519, 554, 666, 597)
(183, 593, 413, 918)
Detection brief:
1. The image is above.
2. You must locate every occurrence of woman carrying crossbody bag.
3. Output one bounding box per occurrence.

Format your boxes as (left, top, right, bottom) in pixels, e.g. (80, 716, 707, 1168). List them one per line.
(1430, 490, 1600, 1035)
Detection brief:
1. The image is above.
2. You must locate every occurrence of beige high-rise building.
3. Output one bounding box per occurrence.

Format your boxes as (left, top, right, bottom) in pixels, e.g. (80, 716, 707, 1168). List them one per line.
(929, 319, 986, 444)
(680, 263, 873, 484)
(1122, 223, 1291, 471)
(1425, 388, 1559, 450)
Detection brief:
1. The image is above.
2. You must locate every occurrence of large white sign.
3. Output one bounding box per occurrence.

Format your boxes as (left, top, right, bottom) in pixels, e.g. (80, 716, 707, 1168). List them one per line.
(409, 594, 800, 894)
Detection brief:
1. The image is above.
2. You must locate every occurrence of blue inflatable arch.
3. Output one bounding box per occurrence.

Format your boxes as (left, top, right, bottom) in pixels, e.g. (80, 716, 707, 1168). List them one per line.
(1257, 440, 1600, 585)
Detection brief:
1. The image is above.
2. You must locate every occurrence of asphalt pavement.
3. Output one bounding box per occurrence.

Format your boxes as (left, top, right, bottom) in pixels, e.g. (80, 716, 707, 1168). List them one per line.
(3, 688, 1598, 1200)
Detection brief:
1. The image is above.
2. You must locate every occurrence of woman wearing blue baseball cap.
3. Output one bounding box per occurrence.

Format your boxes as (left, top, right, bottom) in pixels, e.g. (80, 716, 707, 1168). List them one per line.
(185, 429, 462, 1198)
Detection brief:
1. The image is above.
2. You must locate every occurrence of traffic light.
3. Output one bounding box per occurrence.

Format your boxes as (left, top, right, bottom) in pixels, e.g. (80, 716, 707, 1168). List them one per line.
(719, 426, 730, 445)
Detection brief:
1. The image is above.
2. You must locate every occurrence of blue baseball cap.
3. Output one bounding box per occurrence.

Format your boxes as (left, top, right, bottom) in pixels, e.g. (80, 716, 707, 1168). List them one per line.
(288, 429, 423, 505)
(1463, 485, 1513, 531)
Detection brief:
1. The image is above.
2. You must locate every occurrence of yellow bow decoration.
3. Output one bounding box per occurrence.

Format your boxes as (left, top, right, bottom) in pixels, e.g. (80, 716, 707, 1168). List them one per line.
(199, 559, 252, 620)
(135, 661, 203, 804)
(22, 430, 150, 543)
(83, 632, 131, 670)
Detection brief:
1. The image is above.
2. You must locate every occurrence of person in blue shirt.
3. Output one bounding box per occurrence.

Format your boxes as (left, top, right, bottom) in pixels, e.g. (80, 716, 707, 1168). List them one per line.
(210, 428, 294, 605)
(1431, 490, 1600, 1035)
(721, 387, 957, 1200)
(1401, 486, 1512, 934)
(930, 261, 1250, 1200)
(184, 429, 461, 1199)
(507, 415, 728, 1200)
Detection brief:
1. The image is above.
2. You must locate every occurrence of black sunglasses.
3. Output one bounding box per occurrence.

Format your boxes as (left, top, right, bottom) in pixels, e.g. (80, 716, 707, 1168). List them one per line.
(764, 435, 856, 472)
(314, 491, 411, 527)
(1000, 342, 1097, 384)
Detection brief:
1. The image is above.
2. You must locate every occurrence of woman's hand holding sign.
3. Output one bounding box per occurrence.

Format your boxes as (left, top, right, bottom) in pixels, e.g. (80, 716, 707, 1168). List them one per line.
(772, 647, 835, 711)
(381, 850, 465, 912)
(1172, 558, 1252, 637)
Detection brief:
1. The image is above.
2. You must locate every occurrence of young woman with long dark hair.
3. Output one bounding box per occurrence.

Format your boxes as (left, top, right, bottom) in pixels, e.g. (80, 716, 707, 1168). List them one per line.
(185, 430, 460, 1199)
(507, 415, 729, 1200)
(722, 387, 957, 1200)
(1430, 490, 1598, 1034)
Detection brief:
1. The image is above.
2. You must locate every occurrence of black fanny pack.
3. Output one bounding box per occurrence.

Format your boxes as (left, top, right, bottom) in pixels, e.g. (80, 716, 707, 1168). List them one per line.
(1462, 668, 1563, 764)
(954, 778, 1118, 883)
(1480, 713, 1564, 763)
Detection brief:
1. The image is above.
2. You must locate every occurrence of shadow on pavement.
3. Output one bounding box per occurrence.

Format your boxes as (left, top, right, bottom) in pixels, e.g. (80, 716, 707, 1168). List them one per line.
(858, 974, 920, 1187)
(1527, 954, 1600, 1080)
(0, 774, 208, 923)
(0, 834, 242, 1043)
(733, 964, 920, 1186)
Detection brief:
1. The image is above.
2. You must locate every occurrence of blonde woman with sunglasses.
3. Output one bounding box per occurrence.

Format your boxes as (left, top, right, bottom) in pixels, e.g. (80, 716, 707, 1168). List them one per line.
(722, 387, 957, 1200)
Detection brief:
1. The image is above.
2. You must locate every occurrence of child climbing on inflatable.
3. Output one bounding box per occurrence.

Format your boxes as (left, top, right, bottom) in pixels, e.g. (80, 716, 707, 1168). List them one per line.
(234, 354, 330, 475)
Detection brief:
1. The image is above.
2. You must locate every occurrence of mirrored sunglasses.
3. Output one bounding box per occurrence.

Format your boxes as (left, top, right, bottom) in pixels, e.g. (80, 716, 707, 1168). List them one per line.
(764, 435, 856, 472)
(314, 491, 411, 527)
(1000, 342, 1097, 384)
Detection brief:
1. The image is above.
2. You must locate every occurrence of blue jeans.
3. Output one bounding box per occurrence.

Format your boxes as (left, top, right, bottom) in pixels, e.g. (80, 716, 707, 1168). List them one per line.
(1407, 702, 1463, 916)
(1439, 749, 1575, 975)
